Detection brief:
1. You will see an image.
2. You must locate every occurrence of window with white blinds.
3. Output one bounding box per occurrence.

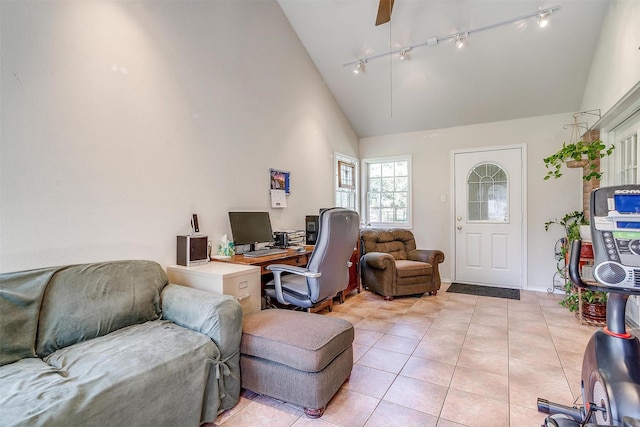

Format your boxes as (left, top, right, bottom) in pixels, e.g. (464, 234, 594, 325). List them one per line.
(334, 153, 358, 211)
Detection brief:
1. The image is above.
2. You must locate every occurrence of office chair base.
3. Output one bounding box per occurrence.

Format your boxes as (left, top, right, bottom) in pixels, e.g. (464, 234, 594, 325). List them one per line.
(308, 298, 332, 313)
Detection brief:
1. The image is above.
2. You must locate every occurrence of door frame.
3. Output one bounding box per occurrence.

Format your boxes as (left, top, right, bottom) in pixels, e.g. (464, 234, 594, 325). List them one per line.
(450, 144, 528, 289)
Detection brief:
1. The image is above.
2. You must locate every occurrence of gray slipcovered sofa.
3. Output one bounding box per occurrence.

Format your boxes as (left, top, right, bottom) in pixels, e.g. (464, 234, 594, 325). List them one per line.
(0, 260, 243, 427)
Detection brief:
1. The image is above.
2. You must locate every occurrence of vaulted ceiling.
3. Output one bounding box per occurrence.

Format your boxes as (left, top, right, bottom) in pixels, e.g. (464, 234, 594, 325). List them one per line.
(278, 0, 609, 138)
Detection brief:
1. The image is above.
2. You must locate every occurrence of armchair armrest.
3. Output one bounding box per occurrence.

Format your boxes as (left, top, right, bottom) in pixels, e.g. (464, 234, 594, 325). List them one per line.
(408, 249, 445, 265)
(264, 264, 321, 305)
(161, 284, 242, 358)
(362, 252, 396, 270)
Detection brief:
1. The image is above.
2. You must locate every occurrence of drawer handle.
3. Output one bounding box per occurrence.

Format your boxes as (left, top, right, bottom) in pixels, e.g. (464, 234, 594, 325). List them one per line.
(237, 293, 251, 301)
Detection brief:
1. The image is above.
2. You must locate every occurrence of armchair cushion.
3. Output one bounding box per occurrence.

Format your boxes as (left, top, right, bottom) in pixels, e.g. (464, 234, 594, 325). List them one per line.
(395, 260, 432, 278)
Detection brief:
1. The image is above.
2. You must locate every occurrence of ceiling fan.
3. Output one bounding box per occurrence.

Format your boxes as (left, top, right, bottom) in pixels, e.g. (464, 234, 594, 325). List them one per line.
(375, 0, 394, 26)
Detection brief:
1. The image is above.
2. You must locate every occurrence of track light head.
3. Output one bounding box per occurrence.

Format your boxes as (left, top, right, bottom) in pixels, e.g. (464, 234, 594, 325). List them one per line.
(538, 8, 553, 27)
(537, 12, 549, 27)
(399, 48, 412, 60)
(455, 33, 468, 49)
(354, 60, 366, 74)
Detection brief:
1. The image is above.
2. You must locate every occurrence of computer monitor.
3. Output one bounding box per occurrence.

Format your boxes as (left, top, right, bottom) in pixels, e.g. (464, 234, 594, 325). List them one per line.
(228, 211, 274, 250)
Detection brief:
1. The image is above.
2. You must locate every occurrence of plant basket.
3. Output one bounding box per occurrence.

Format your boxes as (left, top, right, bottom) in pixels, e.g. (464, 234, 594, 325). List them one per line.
(582, 301, 607, 321)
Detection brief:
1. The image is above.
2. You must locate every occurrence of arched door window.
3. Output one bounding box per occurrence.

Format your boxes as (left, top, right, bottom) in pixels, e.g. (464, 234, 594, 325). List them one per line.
(467, 163, 508, 222)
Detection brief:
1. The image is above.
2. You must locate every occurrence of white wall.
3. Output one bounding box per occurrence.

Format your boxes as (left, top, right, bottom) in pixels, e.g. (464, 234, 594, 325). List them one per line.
(0, 1, 358, 273)
(581, 0, 640, 114)
(360, 113, 583, 292)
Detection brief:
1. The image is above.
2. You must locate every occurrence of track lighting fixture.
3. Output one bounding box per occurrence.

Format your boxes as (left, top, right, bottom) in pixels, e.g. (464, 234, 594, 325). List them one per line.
(343, 5, 560, 71)
(399, 48, 412, 60)
(353, 59, 366, 74)
(537, 11, 550, 27)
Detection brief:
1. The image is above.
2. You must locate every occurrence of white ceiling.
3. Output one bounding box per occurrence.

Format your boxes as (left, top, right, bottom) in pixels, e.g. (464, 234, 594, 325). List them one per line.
(278, 0, 609, 138)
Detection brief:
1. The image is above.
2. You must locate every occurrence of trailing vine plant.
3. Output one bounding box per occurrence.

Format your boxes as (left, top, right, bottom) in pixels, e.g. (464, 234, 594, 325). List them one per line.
(543, 139, 614, 181)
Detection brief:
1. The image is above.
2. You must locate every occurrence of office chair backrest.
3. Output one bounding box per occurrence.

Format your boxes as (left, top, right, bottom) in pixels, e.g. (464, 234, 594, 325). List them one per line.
(306, 208, 360, 303)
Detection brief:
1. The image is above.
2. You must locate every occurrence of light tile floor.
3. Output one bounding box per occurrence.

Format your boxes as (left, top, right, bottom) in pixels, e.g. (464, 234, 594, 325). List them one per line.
(214, 283, 598, 427)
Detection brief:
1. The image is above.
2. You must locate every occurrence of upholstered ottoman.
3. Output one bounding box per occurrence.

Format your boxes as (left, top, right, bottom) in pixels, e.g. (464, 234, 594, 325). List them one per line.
(240, 309, 354, 418)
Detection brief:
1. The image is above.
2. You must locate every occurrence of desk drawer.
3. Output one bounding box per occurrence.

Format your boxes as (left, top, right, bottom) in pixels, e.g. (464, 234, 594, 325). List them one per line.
(167, 264, 261, 316)
(260, 254, 309, 274)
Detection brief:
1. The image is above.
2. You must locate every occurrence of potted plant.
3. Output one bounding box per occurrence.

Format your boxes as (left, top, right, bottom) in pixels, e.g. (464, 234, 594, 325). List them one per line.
(543, 139, 614, 181)
(544, 210, 588, 250)
(545, 211, 607, 320)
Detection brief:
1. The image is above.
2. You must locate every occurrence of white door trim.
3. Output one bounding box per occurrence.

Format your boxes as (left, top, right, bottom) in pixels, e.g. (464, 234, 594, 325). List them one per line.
(449, 144, 528, 289)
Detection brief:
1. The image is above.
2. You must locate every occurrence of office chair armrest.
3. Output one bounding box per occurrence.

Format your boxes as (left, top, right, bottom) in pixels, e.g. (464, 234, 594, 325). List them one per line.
(266, 264, 322, 278)
(265, 264, 322, 305)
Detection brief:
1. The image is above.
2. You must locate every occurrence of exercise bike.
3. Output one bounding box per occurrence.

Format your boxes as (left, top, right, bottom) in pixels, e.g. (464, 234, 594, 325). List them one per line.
(538, 185, 640, 427)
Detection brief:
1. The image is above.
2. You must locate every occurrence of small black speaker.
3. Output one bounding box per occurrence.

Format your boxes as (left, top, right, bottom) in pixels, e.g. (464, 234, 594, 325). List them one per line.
(305, 215, 319, 245)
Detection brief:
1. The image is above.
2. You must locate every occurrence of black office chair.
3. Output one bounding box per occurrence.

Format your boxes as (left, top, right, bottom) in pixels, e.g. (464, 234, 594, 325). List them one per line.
(264, 208, 359, 312)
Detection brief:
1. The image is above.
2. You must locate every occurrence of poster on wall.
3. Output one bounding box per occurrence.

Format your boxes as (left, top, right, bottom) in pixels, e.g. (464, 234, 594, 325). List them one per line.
(270, 169, 290, 194)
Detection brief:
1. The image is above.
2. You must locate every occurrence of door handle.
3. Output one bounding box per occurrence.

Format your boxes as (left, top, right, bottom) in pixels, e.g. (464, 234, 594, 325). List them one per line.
(457, 225, 462, 230)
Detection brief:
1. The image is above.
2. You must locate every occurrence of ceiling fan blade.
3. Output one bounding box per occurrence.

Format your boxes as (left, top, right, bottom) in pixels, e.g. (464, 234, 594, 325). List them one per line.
(375, 0, 394, 26)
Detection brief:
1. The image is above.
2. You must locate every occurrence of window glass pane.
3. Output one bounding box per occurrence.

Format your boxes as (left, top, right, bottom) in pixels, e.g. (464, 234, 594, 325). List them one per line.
(467, 162, 508, 221)
(394, 192, 407, 208)
(381, 209, 394, 222)
(381, 162, 395, 177)
(395, 161, 408, 176)
(370, 163, 382, 177)
(395, 208, 407, 222)
(381, 177, 394, 192)
(368, 193, 381, 208)
(369, 177, 381, 192)
(395, 176, 408, 191)
(381, 193, 394, 207)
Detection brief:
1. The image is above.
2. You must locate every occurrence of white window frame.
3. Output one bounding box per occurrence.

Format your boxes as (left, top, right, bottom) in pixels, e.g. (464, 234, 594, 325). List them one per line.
(334, 152, 359, 212)
(361, 155, 412, 228)
(601, 108, 640, 327)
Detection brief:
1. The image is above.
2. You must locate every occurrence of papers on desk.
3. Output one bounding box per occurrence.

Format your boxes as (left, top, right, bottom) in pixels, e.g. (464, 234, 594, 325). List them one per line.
(271, 189, 287, 208)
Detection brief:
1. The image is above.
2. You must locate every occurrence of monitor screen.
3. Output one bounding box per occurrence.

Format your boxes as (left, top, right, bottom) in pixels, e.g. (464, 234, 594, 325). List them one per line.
(228, 212, 274, 246)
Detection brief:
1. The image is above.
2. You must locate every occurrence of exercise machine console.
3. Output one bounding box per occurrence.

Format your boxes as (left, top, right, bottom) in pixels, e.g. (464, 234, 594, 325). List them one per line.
(538, 185, 640, 427)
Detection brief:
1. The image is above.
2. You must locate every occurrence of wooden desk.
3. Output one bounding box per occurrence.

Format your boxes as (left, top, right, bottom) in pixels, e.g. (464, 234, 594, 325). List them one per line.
(213, 246, 360, 302)
(212, 248, 312, 277)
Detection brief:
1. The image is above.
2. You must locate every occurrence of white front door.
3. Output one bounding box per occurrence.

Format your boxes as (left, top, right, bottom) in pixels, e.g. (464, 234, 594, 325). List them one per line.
(453, 147, 525, 288)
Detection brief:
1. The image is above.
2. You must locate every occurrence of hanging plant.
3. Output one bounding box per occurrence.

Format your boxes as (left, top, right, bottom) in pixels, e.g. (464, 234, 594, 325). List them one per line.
(543, 139, 614, 181)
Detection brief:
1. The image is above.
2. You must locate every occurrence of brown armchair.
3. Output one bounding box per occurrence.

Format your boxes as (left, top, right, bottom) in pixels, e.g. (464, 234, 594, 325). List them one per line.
(360, 228, 445, 301)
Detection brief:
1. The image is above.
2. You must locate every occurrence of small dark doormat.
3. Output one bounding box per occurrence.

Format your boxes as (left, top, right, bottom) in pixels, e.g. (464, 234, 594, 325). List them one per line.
(447, 282, 520, 300)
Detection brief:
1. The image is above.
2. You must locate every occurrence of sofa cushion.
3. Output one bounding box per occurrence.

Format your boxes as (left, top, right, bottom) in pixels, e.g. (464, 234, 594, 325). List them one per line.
(0, 267, 58, 366)
(395, 260, 432, 278)
(36, 260, 167, 357)
(241, 309, 353, 373)
(0, 320, 214, 427)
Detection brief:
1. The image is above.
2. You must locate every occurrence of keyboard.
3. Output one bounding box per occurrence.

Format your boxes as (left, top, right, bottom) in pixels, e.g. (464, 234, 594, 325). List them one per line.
(242, 248, 288, 258)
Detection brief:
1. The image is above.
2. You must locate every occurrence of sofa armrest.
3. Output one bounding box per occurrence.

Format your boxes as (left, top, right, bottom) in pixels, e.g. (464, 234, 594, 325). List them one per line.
(408, 249, 445, 265)
(161, 284, 242, 359)
(161, 284, 243, 420)
(362, 252, 396, 270)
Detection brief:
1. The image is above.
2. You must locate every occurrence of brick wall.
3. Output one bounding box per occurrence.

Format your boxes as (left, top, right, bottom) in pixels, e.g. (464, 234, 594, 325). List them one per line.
(581, 130, 601, 221)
